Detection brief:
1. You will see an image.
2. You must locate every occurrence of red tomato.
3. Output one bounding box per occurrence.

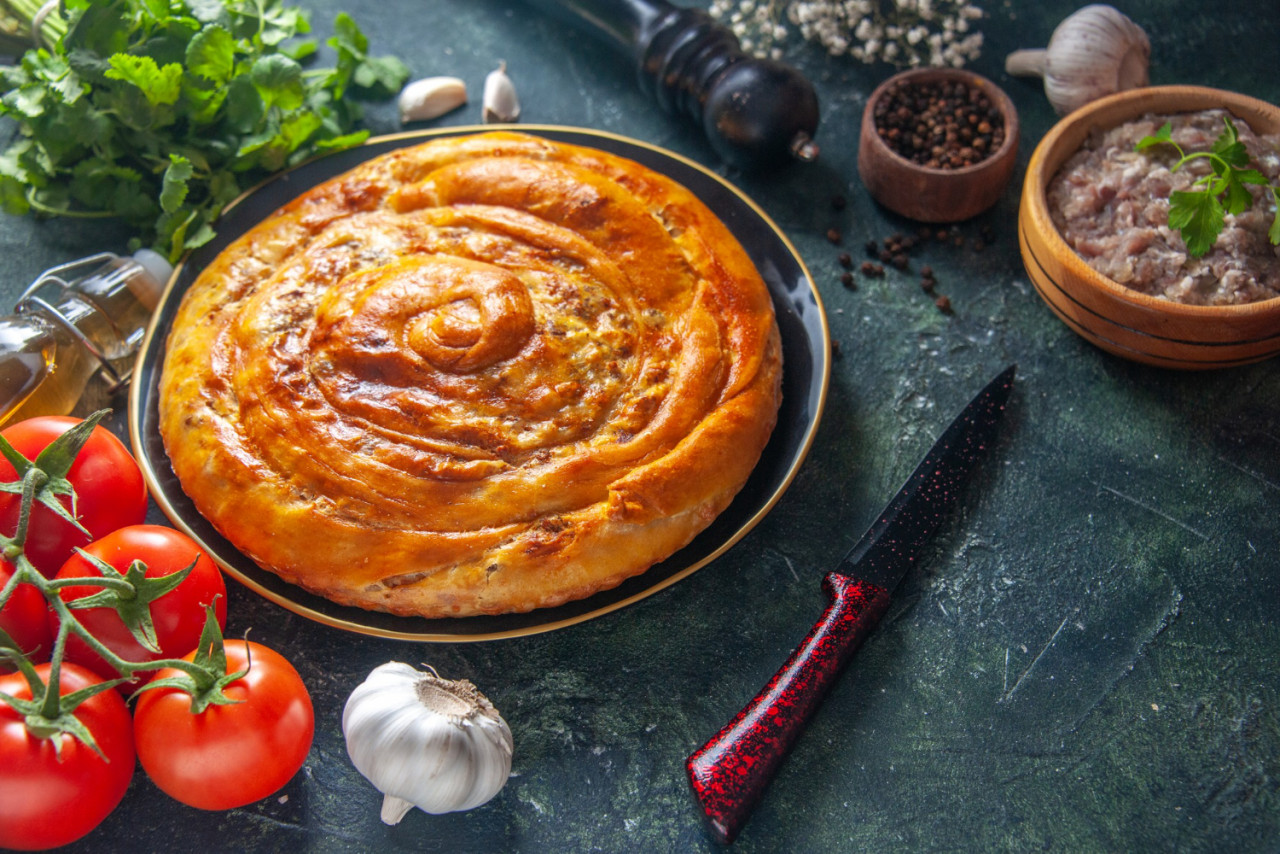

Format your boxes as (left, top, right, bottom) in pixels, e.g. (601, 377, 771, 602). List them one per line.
(0, 416, 147, 577)
(0, 557, 52, 669)
(133, 639, 314, 810)
(51, 525, 227, 687)
(0, 662, 135, 851)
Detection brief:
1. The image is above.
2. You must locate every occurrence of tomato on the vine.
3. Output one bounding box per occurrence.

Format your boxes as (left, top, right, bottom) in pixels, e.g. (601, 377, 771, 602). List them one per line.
(0, 662, 135, 851)
(50, 525, 227, 687)
(0, 416, 147, 577)
(133, 639, 314, 810)
(0, 557, 51, 669)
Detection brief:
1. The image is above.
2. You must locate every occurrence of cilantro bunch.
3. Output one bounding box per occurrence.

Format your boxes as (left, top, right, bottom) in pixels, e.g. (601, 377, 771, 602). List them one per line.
(1136, 116, 1280, 258)
(0, 0, 409, 263)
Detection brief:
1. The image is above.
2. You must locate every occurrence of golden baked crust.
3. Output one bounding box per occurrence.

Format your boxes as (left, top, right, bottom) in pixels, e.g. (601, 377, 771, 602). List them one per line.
(158, 131, 782, 618)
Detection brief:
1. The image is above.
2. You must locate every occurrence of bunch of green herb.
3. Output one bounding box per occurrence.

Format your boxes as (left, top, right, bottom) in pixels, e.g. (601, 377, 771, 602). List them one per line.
(1135, 115, 1280, 258)
(0, 0, 409, 263)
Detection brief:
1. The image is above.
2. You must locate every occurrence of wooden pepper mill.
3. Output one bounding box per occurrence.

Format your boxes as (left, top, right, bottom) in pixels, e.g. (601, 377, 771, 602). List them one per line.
(523, 0, 821, 169)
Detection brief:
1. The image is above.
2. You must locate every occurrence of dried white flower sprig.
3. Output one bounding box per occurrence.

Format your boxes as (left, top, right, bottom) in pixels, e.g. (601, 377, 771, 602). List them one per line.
(710, 0, 985, 68)
(709, 0, 791, 60)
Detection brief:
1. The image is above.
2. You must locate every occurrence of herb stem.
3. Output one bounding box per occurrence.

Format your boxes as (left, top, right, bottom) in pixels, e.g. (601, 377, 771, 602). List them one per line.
(0, 0, 66, 52)
(23, 192, 116, 220)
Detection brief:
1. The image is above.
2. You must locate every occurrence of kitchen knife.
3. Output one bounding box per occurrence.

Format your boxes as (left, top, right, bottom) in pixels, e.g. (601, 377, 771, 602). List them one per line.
(685, 364, 1016, 844)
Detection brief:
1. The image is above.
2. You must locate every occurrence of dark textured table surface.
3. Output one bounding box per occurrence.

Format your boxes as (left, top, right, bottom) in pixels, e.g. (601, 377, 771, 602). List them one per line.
(3, 1, 1279, 851)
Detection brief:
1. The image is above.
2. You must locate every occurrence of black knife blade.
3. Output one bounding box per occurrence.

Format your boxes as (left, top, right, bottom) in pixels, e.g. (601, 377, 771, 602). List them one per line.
(685, 364, 1016, 844)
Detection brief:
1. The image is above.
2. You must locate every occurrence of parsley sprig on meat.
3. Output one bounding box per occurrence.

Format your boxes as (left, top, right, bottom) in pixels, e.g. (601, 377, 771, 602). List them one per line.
(1136, 115, 1280, 258)
(0, 0, 409, 262)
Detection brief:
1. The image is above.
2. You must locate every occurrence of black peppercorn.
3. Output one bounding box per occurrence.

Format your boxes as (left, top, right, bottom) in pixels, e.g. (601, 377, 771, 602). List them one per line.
(873, 78, 1003, 170)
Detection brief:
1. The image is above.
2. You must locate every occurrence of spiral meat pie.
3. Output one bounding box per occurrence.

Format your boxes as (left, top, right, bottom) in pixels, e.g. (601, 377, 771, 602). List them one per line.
(158, 131, 783, 618)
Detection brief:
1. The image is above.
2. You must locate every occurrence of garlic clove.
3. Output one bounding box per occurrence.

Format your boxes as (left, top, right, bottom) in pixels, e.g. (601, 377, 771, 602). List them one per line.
(343, 662, 513, 824)
(482, 61, 521, 124)
(381, 795, 416, 825)
(1005, 4, 1149, 115)
(398, 76, 468, 124)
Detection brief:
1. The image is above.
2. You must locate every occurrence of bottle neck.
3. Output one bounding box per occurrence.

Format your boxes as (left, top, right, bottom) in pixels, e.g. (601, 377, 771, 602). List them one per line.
(17, 253, 160, 364)
(0, 251, 169, 426)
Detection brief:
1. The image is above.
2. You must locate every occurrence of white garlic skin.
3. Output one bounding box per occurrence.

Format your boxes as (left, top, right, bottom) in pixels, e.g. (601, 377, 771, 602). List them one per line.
(398, 76, 468, 123)
(1005, 4, 1150, 115)
(343, 662, 513, 824)
(482, 61, 521, 124)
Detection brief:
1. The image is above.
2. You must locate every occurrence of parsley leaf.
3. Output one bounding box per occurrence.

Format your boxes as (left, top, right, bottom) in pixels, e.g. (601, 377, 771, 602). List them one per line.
(186, 25, 235, 86)
(1136, 116, 1280, 258)
(104, 54, 184, 107)
(0, 0, 408, 263)
(1167, 189, 1224, 258)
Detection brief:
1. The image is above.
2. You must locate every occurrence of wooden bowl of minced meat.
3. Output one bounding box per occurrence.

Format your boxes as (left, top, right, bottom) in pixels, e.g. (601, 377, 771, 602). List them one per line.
(1018, 85, 1280, 369)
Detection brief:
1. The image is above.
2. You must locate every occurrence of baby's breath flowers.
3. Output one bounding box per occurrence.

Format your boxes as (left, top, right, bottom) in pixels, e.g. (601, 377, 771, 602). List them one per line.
(709, 0, 791, 60)
(711, 0, 985, 68)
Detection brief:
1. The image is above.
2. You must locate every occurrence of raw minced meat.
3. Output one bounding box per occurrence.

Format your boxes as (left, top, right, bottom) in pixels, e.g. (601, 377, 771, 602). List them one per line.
(1048, 109, 1280, 305)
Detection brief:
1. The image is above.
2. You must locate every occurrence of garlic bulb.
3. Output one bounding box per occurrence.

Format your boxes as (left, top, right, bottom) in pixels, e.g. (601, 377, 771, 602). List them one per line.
(1005, 5, 1150, 115)
(343, 662, 513, 824)
(482, 61, 520, 124)
(398, 77, 467, 123)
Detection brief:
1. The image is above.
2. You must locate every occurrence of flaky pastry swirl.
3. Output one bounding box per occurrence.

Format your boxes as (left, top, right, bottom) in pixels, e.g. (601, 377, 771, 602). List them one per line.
(158, 131, 782, 617)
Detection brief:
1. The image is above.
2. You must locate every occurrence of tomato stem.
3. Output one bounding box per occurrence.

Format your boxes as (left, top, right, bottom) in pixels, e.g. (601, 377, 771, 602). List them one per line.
(40, 619, 70, 720)
(0, 567, 20, 605)
(3, 550, 218, 706)
(0, 410, 232, 740)
(5, 468, 45, 551)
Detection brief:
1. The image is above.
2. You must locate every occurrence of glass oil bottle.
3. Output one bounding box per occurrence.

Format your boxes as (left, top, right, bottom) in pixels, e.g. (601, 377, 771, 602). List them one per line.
(0, 250, 171, 429)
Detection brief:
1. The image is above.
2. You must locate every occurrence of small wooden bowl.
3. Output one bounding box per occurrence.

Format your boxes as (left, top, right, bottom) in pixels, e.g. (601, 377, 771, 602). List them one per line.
(1019, 85, 1280, 370)
(858, 68, 1020, 223)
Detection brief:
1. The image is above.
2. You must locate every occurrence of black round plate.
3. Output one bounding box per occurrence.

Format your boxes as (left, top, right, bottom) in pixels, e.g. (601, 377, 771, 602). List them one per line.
(129, 125, 830, 641)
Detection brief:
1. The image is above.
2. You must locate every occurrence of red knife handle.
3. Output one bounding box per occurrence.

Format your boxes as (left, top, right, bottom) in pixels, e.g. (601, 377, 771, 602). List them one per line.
(685, 573, 893, 844)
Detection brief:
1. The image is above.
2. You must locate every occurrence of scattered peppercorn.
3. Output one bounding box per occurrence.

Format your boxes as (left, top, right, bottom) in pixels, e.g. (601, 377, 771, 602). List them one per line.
(873, 78, 1005, 170)
(831, 194, 847, 211)
(831, 339, 843, 359)
(826, 227, 842, 245)
(920, 260, 938, 291)
(837, 223, 993, 313)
